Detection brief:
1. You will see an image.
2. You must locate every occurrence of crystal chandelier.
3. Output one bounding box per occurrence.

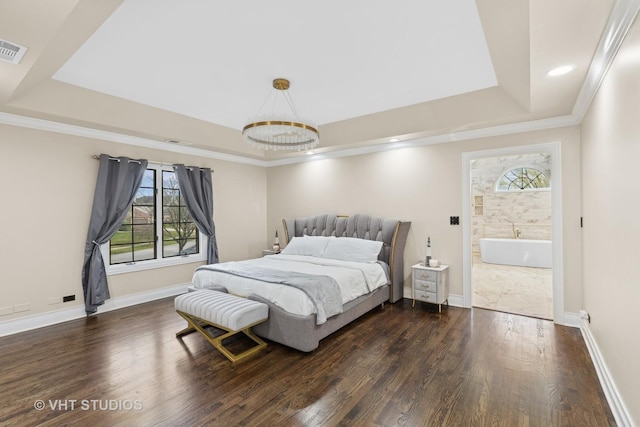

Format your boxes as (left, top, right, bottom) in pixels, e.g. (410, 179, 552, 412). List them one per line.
(242, 78, 319, 151)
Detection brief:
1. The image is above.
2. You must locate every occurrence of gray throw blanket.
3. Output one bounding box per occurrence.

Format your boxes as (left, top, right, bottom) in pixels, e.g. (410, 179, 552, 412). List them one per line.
(195, 263, 343, 324)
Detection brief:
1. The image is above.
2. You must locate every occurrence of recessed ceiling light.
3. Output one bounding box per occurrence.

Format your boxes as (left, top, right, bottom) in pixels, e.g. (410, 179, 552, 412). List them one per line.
(546, 65, 576, 77)
(389, 138, 400, 142)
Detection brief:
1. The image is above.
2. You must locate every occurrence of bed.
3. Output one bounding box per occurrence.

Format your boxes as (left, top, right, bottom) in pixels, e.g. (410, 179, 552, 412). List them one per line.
(191, 213, 411, 352)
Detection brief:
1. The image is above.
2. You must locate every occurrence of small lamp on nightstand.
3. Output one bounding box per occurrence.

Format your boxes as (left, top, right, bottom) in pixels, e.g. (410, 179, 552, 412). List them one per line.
(272, 230, 280, 251)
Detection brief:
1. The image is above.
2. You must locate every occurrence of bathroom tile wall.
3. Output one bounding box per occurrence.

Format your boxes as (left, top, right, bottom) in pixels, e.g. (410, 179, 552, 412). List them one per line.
(470, 153, 552, 254)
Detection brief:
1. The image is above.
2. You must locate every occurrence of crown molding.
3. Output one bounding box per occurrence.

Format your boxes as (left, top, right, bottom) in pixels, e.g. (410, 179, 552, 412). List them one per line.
(0, 112, 269, 167)
(266, 115, 579, 167)
(0, 109, 581, 169)
(572, 0, 640, 121)
(0, 0, 635, 169)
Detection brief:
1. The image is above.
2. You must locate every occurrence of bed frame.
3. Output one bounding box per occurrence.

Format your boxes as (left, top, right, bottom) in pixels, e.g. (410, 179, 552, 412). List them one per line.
(250, 213, 411, 352)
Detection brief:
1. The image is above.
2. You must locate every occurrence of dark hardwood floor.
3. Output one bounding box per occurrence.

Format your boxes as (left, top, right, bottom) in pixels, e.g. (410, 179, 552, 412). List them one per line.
(0, 298, 615, 426)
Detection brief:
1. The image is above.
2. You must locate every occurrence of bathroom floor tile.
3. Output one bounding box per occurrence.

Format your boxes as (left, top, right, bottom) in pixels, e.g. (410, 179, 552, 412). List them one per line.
(472, 255, 553, 319)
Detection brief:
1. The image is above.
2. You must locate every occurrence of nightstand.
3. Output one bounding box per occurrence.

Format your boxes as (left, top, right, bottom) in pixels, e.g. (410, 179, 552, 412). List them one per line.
(261, 249, 281, 257)
(411, 263, 449, 312)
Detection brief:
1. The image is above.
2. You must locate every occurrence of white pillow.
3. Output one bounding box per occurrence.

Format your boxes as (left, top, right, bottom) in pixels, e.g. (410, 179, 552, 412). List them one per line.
(280, 236, 332, 257)
(322, 237, 383, 263)
(303, 234, 335, 240)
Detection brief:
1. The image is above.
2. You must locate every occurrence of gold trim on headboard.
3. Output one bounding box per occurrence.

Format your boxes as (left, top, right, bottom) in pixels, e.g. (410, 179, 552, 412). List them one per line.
(388, 220, 401, 301)
(282, 218, 290, 245)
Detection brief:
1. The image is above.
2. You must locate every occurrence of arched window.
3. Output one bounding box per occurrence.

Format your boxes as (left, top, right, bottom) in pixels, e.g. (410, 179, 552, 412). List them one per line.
(496, 167, 550, 191)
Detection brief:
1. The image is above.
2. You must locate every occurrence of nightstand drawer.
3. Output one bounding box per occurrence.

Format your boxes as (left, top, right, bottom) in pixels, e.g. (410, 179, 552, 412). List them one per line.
(415, 290, 437, 302)
(414, 269, 437, 282)
(411, 263, 449, 310)
(414, 279, 437, 292)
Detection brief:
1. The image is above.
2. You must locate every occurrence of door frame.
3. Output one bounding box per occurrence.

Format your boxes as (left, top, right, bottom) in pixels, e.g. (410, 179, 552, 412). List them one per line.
(461, 142, 564, 323)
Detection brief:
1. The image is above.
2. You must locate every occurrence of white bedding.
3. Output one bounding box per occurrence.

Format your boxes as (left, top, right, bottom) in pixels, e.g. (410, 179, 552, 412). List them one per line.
(192, 254, 389, 317)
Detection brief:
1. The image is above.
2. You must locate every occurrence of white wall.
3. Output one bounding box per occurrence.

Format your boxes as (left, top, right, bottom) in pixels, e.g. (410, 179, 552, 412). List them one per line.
(0, 123, 267, 322)
(267, 126, 583, 313)
(580, 13, 640, 424)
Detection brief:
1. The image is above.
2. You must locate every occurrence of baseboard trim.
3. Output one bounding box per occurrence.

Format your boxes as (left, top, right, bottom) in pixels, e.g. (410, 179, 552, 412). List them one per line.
(580, 317, 633, 427)
(440, 295, 571, 322)
(447, 294, 464, 308)
(0, 283, 190, 337)
(561, 311, 581, 328)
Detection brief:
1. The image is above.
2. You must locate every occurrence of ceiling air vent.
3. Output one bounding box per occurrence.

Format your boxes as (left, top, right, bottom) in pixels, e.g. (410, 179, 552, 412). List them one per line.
(0, 39, 28, 65)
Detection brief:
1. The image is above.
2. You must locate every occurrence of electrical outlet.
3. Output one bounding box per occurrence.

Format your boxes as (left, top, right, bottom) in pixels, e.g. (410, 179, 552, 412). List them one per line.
(579, 310, 591, 323)
(450, 216, 460, 225)
(63, 295, 76, 303)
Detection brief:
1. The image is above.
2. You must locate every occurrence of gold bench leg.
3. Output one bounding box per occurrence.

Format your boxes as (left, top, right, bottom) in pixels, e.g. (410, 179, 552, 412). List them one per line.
(176, 311, 267, 363)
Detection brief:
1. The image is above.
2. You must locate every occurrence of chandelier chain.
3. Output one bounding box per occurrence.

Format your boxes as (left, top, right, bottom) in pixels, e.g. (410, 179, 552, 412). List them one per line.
(242, 77, 319, 151)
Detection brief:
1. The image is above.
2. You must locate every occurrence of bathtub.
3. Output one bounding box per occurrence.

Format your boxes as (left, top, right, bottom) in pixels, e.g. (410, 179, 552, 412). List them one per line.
(479, 238, 552, 269)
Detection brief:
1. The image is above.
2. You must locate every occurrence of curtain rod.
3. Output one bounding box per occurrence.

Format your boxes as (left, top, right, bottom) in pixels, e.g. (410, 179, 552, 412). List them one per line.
(91, 155, 214, 172)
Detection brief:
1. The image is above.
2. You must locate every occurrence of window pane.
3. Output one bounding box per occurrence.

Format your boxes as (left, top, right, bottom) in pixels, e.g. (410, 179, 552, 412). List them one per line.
(110, 244, 133, 264)
(496, 167, 550, 192)
(133, 224, 155, 243)
(163, 237, 198, 257)
(112, 226, 132, 244)
(531, 173, 549, 188)
(181, 239, 198, 255)
(179, 206, 192, 222)
(134, 187, 154, 205)
(163, 227, 179, 241)
(121, 210, 133, 225)
(163, 224, 197, 239)
(132, 206, 154, 225)
(163, 171, 179, 189)
(161, 171, 199, 259)
(109, 168, 157, 266)
(140, 170, 155, 188)
(163, 189, 180, 207)
(163, 243, 179, 258)
(132, 243, 155, 262)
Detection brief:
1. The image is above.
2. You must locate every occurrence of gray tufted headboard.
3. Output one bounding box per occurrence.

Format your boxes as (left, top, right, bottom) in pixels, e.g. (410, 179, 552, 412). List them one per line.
(282, 213, 411, 303)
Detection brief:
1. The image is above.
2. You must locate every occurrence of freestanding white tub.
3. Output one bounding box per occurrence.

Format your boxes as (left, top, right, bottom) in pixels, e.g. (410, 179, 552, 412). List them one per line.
(479, 238, 552, 269)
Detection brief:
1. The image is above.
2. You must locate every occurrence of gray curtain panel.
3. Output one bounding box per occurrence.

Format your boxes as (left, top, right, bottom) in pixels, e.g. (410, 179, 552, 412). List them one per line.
(81, 154, 148, 314)
(174, 164, 219, 264)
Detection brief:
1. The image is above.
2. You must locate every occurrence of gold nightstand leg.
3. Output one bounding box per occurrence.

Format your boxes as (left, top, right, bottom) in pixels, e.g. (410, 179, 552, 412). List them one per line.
(412, 299, 415, 307)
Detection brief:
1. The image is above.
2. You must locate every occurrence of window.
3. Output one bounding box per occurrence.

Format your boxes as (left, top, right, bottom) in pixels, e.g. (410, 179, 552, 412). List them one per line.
(104, 165, 205, 274)
(109, 170, 157, 264)
(495, 167, 550, 192)
(161, 171, 199, 258)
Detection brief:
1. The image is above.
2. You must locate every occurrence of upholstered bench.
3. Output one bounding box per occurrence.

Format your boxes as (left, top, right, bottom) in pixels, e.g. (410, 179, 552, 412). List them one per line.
(175, 290, 269, 363)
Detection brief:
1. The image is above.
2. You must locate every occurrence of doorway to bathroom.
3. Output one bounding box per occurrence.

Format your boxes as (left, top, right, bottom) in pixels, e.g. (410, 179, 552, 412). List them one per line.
(462, 143, 564, 321)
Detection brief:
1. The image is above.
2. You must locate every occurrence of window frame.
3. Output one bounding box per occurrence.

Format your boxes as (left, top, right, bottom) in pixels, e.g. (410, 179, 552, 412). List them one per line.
(102, 164, 207, 276)
(494, 165, 551, 193)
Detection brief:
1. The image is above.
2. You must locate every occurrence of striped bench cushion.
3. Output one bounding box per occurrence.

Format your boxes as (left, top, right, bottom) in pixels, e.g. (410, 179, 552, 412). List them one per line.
(175, 290, 268, 331)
